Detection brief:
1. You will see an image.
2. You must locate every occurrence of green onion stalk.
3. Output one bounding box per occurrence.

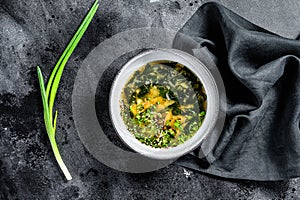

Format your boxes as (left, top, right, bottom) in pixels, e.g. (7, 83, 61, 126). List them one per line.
(37, 0, 99, 181)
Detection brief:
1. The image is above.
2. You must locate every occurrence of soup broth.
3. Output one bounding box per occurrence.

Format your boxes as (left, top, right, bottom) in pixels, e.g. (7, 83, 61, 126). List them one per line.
(120, 60, 207, 148)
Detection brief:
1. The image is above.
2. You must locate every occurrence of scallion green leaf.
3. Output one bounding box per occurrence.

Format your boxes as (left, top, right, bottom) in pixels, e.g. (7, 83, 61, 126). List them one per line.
(37, 0, 99, 181)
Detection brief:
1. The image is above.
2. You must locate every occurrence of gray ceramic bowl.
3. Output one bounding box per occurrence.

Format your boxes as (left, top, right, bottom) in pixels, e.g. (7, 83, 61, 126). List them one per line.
(109, 48, 219, 160)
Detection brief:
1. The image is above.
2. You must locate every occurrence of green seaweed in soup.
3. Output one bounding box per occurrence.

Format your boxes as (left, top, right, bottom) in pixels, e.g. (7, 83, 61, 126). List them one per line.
(120, 60, 207, 148)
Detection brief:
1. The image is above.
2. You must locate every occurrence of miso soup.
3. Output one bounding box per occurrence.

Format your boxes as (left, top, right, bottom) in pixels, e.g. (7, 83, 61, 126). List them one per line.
(120, 60, 207, 148)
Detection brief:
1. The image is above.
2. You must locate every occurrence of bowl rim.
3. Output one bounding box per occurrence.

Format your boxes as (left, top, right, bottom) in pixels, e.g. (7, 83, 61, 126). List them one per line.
(109, 48, 219, 160)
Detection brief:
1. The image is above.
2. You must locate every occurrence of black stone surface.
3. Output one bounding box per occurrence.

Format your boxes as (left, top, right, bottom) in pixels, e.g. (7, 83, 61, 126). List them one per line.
(0, 0, 299, 199)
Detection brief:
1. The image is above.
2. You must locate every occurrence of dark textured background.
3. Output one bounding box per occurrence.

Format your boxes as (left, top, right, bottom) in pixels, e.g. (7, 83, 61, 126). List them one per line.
(1, 0, 300, 199)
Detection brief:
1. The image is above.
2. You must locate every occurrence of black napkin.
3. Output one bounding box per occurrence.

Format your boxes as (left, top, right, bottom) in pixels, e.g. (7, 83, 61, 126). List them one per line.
(172, 2, 300, 180)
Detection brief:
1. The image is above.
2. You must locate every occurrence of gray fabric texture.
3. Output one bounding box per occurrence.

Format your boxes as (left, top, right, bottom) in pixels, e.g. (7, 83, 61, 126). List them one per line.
(173, 2, 300, 181)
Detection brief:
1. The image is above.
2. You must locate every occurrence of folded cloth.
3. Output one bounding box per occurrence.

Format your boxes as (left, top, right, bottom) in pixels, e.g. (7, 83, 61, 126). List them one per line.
(173, 2, 300, 180)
